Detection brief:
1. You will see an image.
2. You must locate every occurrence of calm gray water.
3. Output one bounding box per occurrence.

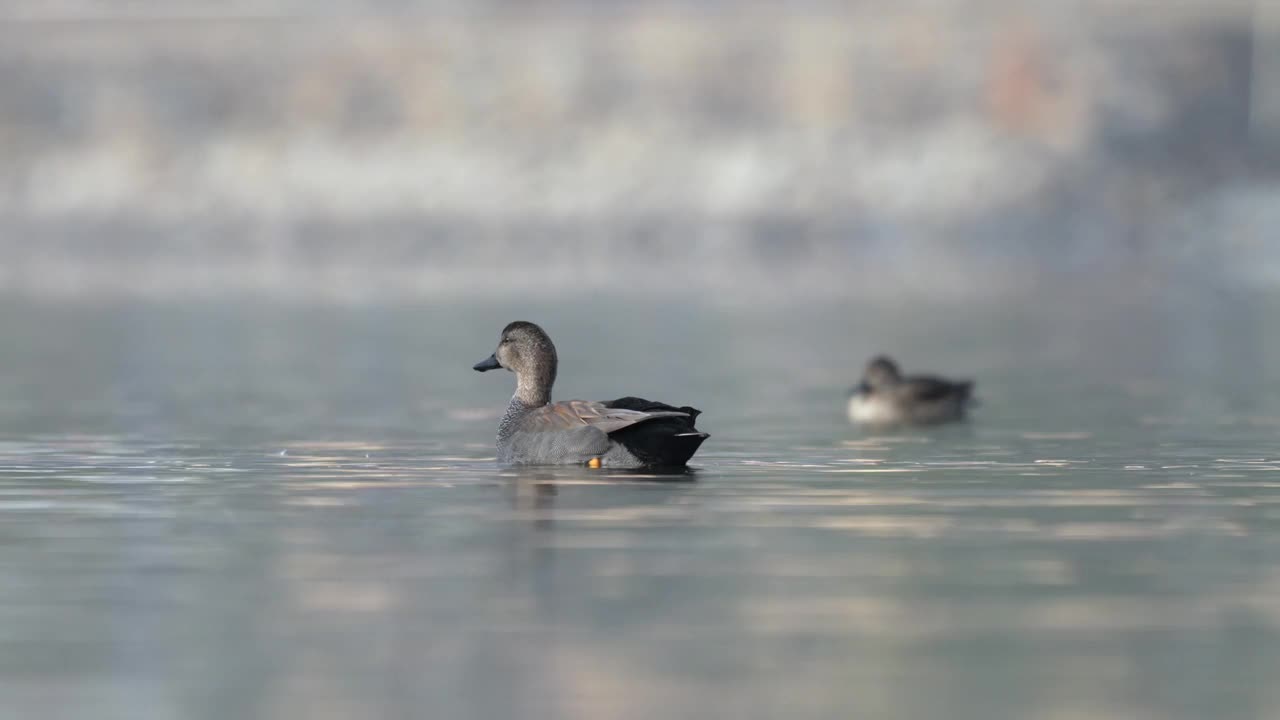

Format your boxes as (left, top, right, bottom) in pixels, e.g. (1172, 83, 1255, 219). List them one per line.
(1, 295, 1278, 720)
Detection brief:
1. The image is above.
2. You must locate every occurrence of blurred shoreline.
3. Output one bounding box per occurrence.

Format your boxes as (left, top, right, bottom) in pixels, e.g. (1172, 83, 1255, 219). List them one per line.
(0, 2, 1276, 301)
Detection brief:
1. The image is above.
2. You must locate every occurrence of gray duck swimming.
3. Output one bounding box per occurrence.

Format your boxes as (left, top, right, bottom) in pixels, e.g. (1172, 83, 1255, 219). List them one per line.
(473, 321, 708, 467)
(847, 355, 975, 426)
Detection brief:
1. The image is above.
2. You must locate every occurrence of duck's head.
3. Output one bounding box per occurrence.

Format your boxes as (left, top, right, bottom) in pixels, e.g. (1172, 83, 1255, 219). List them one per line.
(861, 355, 902, 390)
(474, 321, 558, 403)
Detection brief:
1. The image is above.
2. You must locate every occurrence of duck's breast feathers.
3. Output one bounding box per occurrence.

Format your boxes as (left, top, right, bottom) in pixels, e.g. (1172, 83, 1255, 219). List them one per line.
(502, 424, 610, 465)
(521, 399, 692, 435)
(848, 392, 906, 424)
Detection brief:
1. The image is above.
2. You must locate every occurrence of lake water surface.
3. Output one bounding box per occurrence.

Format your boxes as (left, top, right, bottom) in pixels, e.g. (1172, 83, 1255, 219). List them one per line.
(1, 295, 1278, 719)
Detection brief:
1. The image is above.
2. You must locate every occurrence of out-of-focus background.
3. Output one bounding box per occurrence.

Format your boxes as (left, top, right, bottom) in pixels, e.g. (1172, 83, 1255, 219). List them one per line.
(2, 0, 1277, 301)
(4, 3, 1280, 720)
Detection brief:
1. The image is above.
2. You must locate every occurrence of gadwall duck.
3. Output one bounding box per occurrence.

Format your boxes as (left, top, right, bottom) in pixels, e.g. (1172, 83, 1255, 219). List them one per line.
(847, 355, 975, 426)
(473, 321, 708, 467)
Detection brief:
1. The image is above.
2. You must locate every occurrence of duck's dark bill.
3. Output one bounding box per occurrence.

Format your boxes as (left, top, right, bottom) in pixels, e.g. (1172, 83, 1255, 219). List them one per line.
(473, 354, 502, 372)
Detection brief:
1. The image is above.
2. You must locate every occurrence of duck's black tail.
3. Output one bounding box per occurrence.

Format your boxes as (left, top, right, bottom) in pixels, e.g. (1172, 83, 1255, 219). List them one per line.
(603, 397, 708, 467)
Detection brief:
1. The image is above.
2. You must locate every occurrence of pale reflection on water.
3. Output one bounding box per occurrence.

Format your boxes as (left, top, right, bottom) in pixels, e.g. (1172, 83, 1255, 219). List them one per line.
(1, 297, 1279, 720)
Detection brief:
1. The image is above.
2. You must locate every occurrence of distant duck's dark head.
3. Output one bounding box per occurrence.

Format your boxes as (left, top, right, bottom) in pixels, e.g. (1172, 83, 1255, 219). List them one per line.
(474, 321, 558, 405)
(862, 355, 902, 390)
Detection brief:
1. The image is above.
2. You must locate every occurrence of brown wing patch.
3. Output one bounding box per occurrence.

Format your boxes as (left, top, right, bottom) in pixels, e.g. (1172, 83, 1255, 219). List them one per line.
(522, 400, 604, 430)
(522, 400, 687, 435)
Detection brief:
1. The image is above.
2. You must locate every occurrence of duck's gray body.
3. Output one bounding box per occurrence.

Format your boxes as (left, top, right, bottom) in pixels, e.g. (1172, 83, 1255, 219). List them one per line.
(847, 355, 975, 427)
(475, 322, 708, 468)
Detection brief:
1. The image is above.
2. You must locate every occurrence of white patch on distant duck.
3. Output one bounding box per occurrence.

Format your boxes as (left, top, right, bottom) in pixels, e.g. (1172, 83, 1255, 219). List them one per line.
(847, 394, 901, 425)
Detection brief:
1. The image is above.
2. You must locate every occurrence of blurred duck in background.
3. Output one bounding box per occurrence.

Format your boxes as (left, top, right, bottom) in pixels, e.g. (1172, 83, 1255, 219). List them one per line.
(847, 355, 976, 427)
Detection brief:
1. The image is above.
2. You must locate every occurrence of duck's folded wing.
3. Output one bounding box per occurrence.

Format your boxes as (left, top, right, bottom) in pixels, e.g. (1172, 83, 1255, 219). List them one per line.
(902, 377, 972, 403)
(524, 400, 691, 435)
(602, 396, 703, 421)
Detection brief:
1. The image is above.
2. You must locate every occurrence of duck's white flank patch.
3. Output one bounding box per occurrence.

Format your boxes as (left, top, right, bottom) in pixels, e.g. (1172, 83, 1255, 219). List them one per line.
(847, 394, 900, 425)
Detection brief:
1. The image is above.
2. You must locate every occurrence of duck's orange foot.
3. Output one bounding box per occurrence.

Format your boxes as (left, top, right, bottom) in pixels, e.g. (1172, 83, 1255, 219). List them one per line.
(587, 457, 602, 469)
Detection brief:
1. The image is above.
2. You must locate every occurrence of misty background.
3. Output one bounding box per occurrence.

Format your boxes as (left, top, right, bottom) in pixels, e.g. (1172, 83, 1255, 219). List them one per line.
(1, 0, 1277, 302)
